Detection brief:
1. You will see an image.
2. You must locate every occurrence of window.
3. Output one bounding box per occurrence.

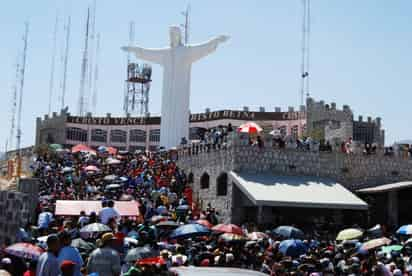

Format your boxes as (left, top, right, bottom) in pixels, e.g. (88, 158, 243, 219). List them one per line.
(110, 129, 127, 143)
(66, 127, 88, 142)
(216, 173, 228, 196)
(130, 129, 147, 143)
(91, 129, 107, 143)
(149, 129, 160, 142)
(200, 173, 210, 189)
(188, 173, 194, 184)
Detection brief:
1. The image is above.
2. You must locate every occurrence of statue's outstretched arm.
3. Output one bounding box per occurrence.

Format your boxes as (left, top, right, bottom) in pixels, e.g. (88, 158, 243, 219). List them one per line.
(121, 46, 168, 65)
(187, 35, 230, 63)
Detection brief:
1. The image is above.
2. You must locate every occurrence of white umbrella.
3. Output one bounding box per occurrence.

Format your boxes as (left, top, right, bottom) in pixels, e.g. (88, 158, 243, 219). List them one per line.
(237, 122, 263, 134)
(269, 129, 282, 137)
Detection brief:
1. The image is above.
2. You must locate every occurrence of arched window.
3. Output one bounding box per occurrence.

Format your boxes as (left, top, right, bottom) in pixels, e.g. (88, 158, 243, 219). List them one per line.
(110, 129, 127, 143)
(216, 172, 228, 196)
(188, 173, 194, 184)
(200, 173, 210, 189)
(66, 127, 88, 142)
(130, 129, 147, 143)
(149, 129, 160, 142)
(91, 129, 107, 143)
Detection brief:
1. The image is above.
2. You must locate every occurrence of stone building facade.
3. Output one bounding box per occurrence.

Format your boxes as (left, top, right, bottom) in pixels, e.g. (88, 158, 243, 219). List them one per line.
(176, 134, 412, 226)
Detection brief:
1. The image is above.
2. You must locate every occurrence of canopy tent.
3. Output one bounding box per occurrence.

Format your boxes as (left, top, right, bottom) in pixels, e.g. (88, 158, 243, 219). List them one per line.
(230, 172, 368, 210)
(55, 200, 140, 217)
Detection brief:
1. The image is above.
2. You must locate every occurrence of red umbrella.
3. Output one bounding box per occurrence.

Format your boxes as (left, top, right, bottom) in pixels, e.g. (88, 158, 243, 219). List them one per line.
(4, 243, 44, 260)
(212, 224, 244, 236)
(196, 219, 213, 229)
(137, 256, 166, 266)
(237, 122, 263, 134)
(72, 144, 96, 154)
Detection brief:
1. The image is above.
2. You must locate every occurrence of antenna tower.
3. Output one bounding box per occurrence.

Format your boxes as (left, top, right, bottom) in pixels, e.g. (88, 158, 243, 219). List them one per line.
(48, 14, 59, 115)
(8, 59, 20, 151)
(123, 22, 152, 116)
(78, 8, 90, 116)
(60, 16, 71, 110)
(92, 33, 100, 113)
(16, 22, 29, 179)
(88, 0, 97, 113)
(181, 4, 190, 45)
(300, 0, 311, 106)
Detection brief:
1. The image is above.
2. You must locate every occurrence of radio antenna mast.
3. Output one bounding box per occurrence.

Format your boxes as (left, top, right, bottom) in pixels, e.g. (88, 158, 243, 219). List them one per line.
(88, 0, 97, 113)
(48, 14, 59, 115)
(78, 8, 90, 116)
(60, 16, 71, 110)
(300, 0, 311, 106)
(16, 22, 29, 180)
(181, 4, 190, 45)
(92, 33, 100, 113)
(8, 58, 20, 151)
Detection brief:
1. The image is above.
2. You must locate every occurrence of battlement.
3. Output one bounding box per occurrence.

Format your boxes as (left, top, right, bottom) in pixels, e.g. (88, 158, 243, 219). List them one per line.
(306, 97, 352, 114)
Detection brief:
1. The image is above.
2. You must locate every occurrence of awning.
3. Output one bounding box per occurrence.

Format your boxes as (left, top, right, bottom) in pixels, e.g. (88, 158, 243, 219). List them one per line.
(357, 181, 412, 194)
(55, 200, 140, 216)
(230, 172, 368, 210)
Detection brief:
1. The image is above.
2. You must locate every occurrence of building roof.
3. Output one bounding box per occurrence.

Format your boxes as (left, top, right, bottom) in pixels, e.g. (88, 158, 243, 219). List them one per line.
(357, 181, 412, 194)
(230, 172, 368, 210)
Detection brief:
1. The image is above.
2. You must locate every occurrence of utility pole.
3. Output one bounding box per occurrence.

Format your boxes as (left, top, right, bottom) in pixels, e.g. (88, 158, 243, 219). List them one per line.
(60, 16, 71, 111)
(48, 14, 59, 115)
(78, 8, 90, 116)
(16, 22, 29, 180)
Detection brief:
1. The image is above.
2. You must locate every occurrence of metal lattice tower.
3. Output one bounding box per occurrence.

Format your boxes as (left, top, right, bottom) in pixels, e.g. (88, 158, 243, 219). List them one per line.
(123, 21, 152, 116)
(78, 8, 90, 116)
(92, 33, 100, 113)
(8, 59, 20, 151)
(48, 14, 59, 115)
(60, 16, 71, 111)
(300, 0, 311, 106)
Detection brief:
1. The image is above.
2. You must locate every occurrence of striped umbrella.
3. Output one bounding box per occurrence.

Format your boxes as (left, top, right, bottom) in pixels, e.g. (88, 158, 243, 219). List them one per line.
(237, 122, 263, 134)
(396, 225, 412, 235)
(4, 243, 44, 260)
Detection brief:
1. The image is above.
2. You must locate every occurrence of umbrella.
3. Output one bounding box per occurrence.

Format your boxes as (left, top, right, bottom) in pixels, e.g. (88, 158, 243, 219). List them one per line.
(176, 205, 190, 211)
(104, 175, 118, 182)
(396, 225, 412, 235)
(248, 232, 269, 240)
(156, 221, 180, 229)
(279, 239, 308, 257)
(72, 144, 96, 154)
(97, 146, 108, 152)
(237, 122, 263, 134)
(107, 158, 121, 165)
(380, 245, 403, 254)
(156, 205, 169, 215)
(195, 219, 213, 229)
(62, 167, 74, 173)
(105, 183, 122, 190)
(80, 223, 111, 234)
(49, 144, 63, 151)
(336, 228, 363, 241)
(367, 224, 383, 238)
(84, 165, 99, 172)
(125, 246, 159, 262)
(269, 129, 282, 137)
(137, 257, 166, 266)
(212, 224, 244, 236)
(361, 237, 391, 251)
(106, 147, 118, 155)
(273, 226, 304, 240)
(71, 238, 96, 253)
(245, 240, 258, 248)
(170, 224, 210, 239)
(4, 243, 44, 260)
(219, 233, 247, 242)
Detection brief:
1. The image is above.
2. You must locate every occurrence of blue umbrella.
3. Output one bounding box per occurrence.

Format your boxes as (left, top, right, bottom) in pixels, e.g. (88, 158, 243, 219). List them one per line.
(170, 224, 210, 239)
(279, 239, 308, 257)
(397, 225, 412, 235)
(273, 226, 304, 239)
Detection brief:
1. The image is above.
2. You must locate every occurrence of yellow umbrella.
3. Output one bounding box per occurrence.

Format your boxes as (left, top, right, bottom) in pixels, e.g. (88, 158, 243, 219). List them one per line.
(336, 228, 363, 241)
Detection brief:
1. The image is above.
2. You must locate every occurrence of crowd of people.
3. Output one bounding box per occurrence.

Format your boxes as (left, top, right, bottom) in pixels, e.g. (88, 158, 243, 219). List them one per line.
(1, 138, 412, 275)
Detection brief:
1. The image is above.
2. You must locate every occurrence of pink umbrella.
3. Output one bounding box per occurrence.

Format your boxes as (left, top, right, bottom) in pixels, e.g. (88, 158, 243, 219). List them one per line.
(84, 165, 99, 172)
(248, 232, 269, 240)
(72, 144, 96, 154)
(196, 219, 213, 229)
(212, 224, 244, 236)
(237, 122, 263, 134)
(4, 243, 44, 260)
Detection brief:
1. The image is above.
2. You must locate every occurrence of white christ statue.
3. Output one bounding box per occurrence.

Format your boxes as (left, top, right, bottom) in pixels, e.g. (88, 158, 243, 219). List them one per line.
(122, 26, 229, 149)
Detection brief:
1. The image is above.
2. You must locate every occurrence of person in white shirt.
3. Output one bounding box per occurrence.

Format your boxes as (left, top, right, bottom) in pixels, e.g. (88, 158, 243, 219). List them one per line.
(99, 200, 120, 225)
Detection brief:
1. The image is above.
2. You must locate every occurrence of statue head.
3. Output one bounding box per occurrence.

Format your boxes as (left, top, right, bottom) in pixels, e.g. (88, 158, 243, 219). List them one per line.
(169, 26, 183, 47)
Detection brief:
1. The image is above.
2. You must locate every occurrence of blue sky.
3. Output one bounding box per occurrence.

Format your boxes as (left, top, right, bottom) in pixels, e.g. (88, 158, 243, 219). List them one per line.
(1, 1, 411, 149)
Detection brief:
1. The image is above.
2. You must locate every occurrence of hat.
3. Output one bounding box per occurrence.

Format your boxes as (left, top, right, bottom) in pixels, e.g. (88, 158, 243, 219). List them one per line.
(101, 232, 115, 244)
(60, 260, 76, 270)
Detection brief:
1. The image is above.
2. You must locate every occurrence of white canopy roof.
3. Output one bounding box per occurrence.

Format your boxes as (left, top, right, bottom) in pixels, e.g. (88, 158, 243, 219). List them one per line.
(230, 172, 368, 210)
(357, 181, 412, 194)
